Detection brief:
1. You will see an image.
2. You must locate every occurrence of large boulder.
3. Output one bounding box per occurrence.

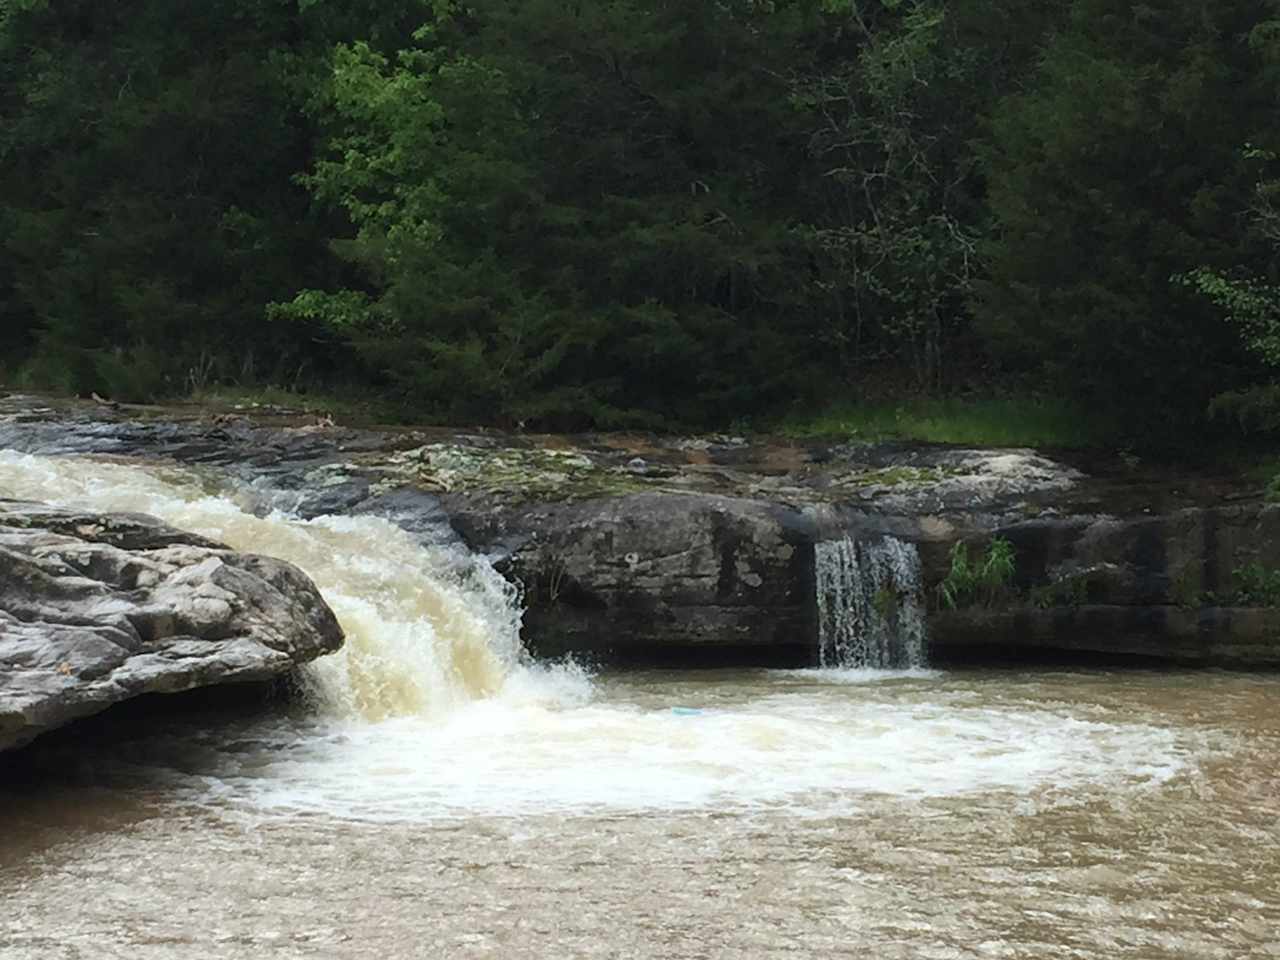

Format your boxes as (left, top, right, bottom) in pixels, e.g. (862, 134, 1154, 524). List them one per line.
(454, 492, 817, 660)
(0, 500, 343, 751)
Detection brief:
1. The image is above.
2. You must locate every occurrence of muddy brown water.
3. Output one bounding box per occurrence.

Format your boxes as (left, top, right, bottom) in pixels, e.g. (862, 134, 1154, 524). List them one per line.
(2, 669, 1278, 960)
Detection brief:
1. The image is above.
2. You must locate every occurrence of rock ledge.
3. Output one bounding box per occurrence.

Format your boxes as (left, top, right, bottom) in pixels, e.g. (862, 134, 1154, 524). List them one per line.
(0, 499, 343, 751)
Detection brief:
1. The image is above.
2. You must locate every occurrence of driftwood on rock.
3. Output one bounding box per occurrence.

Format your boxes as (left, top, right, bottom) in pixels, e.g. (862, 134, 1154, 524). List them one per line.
(0, 500, 343, 751)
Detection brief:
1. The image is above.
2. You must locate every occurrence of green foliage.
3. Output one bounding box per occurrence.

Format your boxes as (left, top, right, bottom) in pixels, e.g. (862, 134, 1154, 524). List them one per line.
(1181, 144, 1280, 433)
(778, 394, 1120, 448)
(1187, 562, 1280, 607)
(1266, 475, 1280, 503)
(0, 0, 346, 399)
(1205, 385, 1280, 435)
(977, 0, 1277, 435)
(1224, 563, 1280, 607)
(1030, 572, 1091, 610)
(277, 0, 851, 427)
(4, 0, 1280, 440)
(937, 537, 1016, 610)
(792, 1, 982, 392)
(1181, 269, 1280, 370)
(273, 0, 1063, 427)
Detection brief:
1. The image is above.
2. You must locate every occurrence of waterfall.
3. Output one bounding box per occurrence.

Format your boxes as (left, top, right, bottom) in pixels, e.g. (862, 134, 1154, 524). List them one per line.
(0, 451, 556, 721)
(814, 536, 926, 669)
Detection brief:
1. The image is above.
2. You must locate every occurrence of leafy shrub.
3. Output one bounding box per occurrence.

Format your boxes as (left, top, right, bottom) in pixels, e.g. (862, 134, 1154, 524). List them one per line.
(1207, 385, 1280, 435)
(1029, 572, 1090, 609)
(937, 537, 1016, 609)
(1226, 563, 1280, 606)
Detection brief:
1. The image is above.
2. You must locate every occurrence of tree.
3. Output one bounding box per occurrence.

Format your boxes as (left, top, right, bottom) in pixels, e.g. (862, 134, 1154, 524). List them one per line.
(787, 0, 1064, 394)
(0, 0, 417, 398)
(1181, 136, 1280, 431)
(793, 2, 977, 393)
(977, 0, 1279, 432)
(277, 0, 834, 426)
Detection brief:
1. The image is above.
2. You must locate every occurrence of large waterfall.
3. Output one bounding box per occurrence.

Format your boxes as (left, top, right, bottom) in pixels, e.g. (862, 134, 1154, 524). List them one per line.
(0, 450, 544, 722)
(814, 536, 927, 669)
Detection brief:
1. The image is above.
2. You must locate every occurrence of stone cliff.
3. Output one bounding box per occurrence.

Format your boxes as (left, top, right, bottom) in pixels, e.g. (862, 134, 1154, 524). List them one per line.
(2, 393, 1277, 669)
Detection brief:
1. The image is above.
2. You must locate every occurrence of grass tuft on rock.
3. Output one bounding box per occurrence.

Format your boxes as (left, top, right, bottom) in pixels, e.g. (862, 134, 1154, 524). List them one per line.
(776, 395, 1124, 449)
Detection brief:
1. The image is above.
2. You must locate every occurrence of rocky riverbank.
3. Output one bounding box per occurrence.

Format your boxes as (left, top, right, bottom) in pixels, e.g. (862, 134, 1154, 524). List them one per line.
(1, 392, 1277, 669)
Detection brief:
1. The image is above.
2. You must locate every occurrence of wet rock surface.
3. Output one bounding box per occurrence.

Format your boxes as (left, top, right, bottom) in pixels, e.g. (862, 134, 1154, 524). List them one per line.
(0, 498, 343, 751)
(465, 493, 816, 659)
(0, 394, 1094, 516)
(1, 393, 1276, 667)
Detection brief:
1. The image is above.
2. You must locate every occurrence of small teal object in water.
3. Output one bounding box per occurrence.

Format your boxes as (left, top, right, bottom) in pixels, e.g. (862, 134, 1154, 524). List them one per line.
(670, 707, 703, 716)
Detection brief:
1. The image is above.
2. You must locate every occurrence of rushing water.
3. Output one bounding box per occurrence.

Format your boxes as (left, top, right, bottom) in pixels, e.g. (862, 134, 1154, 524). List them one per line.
(1, 453, 1278, 959)
(815, 536, 927, 669)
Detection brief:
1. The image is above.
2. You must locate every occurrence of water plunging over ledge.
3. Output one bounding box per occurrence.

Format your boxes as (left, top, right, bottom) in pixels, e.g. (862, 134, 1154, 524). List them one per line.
(0, 450, 1184, 816)
(815, 536, 926, 670)
(0, 450, 538, 723)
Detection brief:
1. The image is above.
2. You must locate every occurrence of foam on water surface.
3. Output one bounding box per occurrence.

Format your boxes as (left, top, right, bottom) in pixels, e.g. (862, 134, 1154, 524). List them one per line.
(0, 451, 1195, 823)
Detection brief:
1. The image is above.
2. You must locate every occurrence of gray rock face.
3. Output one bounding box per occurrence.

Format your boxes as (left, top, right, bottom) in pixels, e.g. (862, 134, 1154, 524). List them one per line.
(458, 493, 816, 659)
(924, 504, 1280, 666)
(931, 604, 1280, 667)
(0, 500, 343, 751)
(4, 393, 1279, 668)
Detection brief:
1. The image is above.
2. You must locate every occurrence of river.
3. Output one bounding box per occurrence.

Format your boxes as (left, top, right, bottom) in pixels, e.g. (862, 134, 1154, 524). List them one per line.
(1, 452, 1277, 958)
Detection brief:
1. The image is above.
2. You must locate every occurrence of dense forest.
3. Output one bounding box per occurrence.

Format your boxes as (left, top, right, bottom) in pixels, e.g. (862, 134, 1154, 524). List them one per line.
(3, 0, 1280, 445)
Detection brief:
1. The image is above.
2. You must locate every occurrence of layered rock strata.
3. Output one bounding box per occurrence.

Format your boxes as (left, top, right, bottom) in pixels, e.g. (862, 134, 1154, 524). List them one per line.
(2, 394, 1277, 667)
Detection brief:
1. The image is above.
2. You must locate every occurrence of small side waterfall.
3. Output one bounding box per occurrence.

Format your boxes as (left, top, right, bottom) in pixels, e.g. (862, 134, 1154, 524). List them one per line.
(814, 536, 926, 669)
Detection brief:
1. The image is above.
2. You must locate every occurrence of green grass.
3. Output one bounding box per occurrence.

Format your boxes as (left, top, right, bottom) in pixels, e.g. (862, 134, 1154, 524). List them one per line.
(188, 385, 401, 424)
(775, 395, 1124, 449)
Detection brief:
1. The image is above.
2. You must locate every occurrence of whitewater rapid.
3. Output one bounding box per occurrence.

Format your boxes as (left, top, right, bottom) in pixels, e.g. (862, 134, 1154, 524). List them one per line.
(0, 451, 1197, 822)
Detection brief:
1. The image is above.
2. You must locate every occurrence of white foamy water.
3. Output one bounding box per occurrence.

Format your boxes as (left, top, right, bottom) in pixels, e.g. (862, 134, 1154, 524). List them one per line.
(1, 452, 1194, 823)
(815, 535, 927, 669)
(0, 450, 537, 721)
(131, 685, 1188, 822)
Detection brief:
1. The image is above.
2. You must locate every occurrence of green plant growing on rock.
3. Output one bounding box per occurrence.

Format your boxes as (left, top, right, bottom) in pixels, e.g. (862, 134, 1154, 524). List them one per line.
(1226, 563, 1280, 607)
(873, 584, 899, 620)
(1030, 573, 1090, 610)
(937, 537, 1016, 609)
(1171, 566, 1205, 610)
